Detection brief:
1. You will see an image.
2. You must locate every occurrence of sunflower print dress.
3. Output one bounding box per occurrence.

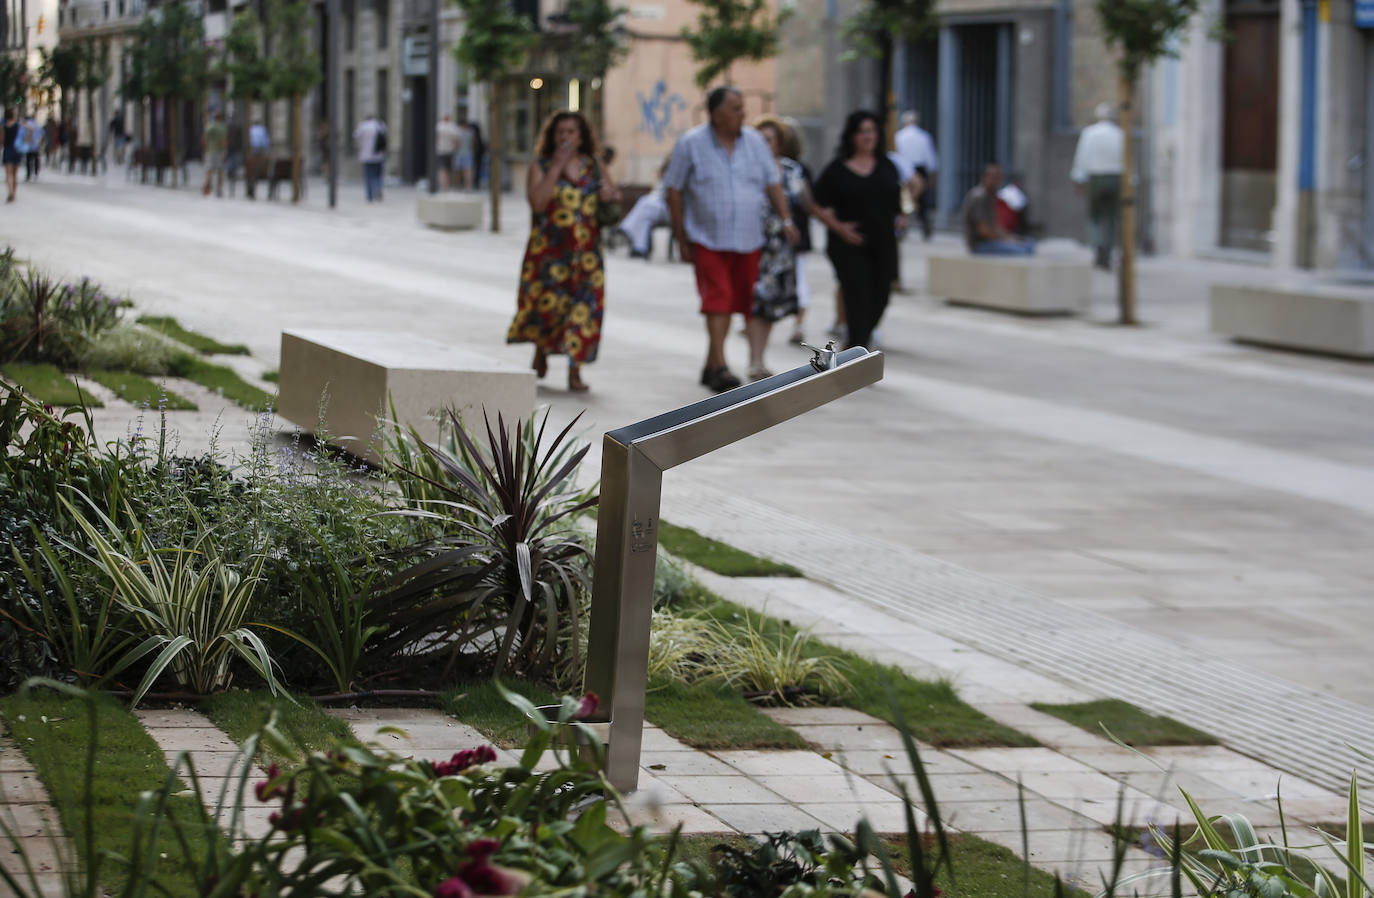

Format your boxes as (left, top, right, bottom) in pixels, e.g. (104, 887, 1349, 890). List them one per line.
(507, 156, 604, 364)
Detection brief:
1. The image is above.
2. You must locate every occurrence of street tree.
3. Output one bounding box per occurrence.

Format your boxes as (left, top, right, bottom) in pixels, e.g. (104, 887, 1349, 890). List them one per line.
(682, 0, 785, 89)
(267, 0, 321, 202)
(223, 10, 270, 172)
(0, 53, 28, 111)
(127, 4, 210, 187)
(840, 0, 934, 143)
(78, 41, 110, 171)
(454, 0, 536, 232)
(38, 44, 82, 124)
(1096, 0, 1201, 325)
(562, 0, 628, 134)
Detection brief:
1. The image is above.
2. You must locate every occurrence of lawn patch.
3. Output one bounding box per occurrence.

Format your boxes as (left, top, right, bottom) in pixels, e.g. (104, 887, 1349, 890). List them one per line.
(1, 362, 102, 407)
(645, 676, 807, 749)
(0, 690, 215, 898)
(262, 369, 279, 383)
(87, 369, 196, 410)
(201, 691, 355, 767)
(138, 315, 250, 356)
(659, 521, 802, 577)
(1030, 698, 1218, 746)
(179, 356, 275, 410)
(443, 679, 561, 748)
(880, 833, 1064, 898)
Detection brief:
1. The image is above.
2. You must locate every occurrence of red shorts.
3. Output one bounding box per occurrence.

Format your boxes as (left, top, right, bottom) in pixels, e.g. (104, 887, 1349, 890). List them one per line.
(692, 245, 760, 317)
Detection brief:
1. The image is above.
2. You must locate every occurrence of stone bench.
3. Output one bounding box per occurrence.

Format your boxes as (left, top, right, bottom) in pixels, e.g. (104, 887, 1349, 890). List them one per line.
(927, 255, 1092, 315)
(278, 329, 536, 465)
(1209, 281, 1374, 359)
(417, 194, 483, 231)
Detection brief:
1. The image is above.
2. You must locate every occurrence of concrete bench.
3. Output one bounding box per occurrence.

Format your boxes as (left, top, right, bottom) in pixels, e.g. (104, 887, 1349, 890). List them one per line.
(278, 329, 536, 465)
(1209, 281, 1374, 359)
(417, 194, 483, 230)
(927, 255, 1092, 315)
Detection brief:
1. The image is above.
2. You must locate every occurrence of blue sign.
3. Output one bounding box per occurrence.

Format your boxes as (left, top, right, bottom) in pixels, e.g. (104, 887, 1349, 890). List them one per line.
(1358, 0, 1374, 28)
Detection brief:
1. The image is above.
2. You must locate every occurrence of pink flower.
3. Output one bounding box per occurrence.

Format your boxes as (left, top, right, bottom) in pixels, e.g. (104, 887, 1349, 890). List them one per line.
(574, 692, 599, 720)
(435, 877, 476, 898)
(254, 763, 283, 802)
(431, 746, 498, 777)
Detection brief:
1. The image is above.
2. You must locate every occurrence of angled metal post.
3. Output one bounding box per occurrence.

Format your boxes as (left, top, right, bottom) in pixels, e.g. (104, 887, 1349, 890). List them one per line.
(583, 346, 884, 793)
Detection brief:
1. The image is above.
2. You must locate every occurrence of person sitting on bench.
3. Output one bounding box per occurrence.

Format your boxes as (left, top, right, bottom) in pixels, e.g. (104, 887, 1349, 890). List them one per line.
(960, 162, 1035, 256)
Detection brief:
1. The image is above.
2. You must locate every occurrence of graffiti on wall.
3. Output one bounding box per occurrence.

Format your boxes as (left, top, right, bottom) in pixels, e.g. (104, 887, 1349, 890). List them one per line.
(638, 80, 687, 143)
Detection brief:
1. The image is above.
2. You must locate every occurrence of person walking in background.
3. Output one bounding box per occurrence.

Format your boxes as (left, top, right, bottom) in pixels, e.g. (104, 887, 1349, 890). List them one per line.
(664, 86, 797, 393)
(246, 119, 270, 199)
(895, 109, 938, 240)
(354, 113, 387, 202)
(316, 119, 330, 178)
(1071, 101, 1123, 270)
(778, 119, 814, 345)
(435, 113, 460, 190)
(202, 112, 227, 197)
(812, 110, 903, 352)
(508, 110, 619, 393)
(453, 115, 475, 190)
(19, 112, 41, 182)
(616, 158, 669, 258)
(43, 116, 57, 167)
(108, 110, 127, 164)
(3, 109, 22, 202)
(469, 120, 485, 188)
(960, 162, 1035, 256)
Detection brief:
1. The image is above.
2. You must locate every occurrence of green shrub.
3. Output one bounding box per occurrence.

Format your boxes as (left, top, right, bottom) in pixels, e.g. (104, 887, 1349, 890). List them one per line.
(0, 268, 131, 367)
(136, 314, 250, 355)
(78, 323, 184, 374)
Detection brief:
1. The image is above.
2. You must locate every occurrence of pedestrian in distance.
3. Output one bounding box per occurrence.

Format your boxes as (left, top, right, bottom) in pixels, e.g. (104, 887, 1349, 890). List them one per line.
(435, 113, 460, 190)
(452, 115, 476, 190)
(18, 112, 42, 182)
(616, 158, 670, 259)
(812, 110, 903, 352)
(469, 120, 485, 188)
(664, 86, 798, 393)
(960, 162, 1035, 256)
(246, 119, 271, 199)
(1071, 101, 1124, 270)
(43, 116, 57, 167)
(108, 110, 127, 164)
(507, 110, 619, 393)
(894, 110, 938, 241)
(3, 109, 22, 202)
(202, 111, 228, 197)
(354, 113, 387, 202)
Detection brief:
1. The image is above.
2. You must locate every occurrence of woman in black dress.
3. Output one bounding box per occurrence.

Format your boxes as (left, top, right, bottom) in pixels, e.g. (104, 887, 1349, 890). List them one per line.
(2, 108, 21, 203)
(811, 110, 903, 350)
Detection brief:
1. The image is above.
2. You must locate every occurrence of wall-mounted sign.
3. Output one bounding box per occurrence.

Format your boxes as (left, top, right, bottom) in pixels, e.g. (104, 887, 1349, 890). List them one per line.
(1358, 0, 1374, 28)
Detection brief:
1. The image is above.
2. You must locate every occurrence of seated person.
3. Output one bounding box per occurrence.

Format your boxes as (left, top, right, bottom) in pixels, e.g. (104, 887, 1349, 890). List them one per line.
(960, 162, 1035, 256)
(615, 159, 670, 258)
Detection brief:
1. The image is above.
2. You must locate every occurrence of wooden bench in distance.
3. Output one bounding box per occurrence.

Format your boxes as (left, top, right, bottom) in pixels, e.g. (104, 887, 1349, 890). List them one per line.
(417, 193, 483, 230)
(927, 254, 1092, 315)
(1210, 280, 1374, 359)
(278, 330, 536, 465)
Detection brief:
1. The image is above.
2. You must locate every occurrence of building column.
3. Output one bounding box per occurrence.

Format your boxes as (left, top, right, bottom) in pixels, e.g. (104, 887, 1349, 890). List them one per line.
(935, 24, 958, 221)
(1271, 0, 1303, 268)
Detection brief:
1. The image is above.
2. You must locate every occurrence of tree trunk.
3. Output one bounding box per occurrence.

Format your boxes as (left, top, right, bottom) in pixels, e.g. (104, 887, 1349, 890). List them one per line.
(169, 98, 179, 187)
(291, 93, 303, 202)
(489, 81, 503, 233)
(88, 86, 98, 176)
(1116, 74, 1136, 326)
(879, 35, 895, 151)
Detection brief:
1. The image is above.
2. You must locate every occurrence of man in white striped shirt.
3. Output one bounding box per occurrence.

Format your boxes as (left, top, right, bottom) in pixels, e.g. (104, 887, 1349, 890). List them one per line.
(1070, 102, 1124, 270)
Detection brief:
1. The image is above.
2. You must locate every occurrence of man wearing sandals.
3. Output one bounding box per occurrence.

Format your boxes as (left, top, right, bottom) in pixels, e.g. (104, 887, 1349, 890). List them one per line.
(665, 86, 798, 393)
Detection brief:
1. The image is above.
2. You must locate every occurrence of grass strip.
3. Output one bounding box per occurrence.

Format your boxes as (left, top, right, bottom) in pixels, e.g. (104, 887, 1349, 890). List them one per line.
(86, 369, 197, 410)
(679, 591, 1036, 748)
(201, 691, 356, 767)
(261, 369, 279, 383)
(0, 691, 214, 898)
(138, 315, 250, 356)
(0, 363, 102, 407)
(178, 356, 275, 411)
(658, 520, 802, 577)
(645, 675, 807, 749)
(880, 833, 1064, 898)
(1030, 698, 1218, 746)
(444, 679, 562, 748)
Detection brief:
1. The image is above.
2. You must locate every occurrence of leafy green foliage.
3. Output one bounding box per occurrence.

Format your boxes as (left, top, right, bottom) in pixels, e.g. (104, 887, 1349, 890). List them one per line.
(658, 519, 801, 576)
(38, 44, 83, 117)
(266, 0, 320, 99)
(0, 52, 27, 107)
(201, 690, 356, 767)
(127, 3, 209, 103)
(78, 323, 185, 374)
(379, 409, 597, 681)
(444, 677, 562, 746)
(135, 314, 250, 355)
(1097, 0, 1203, 80)
(563, 0, 630, 78)
(1031, 698, 1218, 746)
(0, 362, 94, 406)
(879, 833, 1065, 898)
(453, 0, 537, 83)
(222, 10, 269, 105)
(840, 0, 934, 62)
(682, 0, 786, 88)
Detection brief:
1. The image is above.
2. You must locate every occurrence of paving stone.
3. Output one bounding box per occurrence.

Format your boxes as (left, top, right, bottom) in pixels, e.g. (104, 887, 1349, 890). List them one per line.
(791, 724, 909, 753)
(640, 752, 740, 776)
(753, 773, 901, 805)
(698, 802, 828, 835)
(712, 749, 848, 777)
(935, 797, 1097, 833)
(795, 801, 918, 833)
(760, 707, 885, 727)
(657, 775, 787, 805)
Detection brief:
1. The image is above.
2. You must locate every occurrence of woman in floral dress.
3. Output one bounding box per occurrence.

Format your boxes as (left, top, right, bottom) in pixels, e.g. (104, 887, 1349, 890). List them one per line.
(508, 110, 619, 392)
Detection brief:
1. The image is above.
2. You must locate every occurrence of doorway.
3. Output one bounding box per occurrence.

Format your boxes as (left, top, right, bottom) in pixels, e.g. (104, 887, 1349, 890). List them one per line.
(935, 22, 1013, 221)
(1220, 0, 1279, 250)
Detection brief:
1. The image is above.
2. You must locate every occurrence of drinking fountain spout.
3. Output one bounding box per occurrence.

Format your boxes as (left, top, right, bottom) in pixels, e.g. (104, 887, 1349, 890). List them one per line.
(800, 340, 841, 372)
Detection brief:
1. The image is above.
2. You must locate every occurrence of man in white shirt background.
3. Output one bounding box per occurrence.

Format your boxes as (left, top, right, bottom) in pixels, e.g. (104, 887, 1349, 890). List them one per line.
(354, 113, 387, 202)
(1070, 101, 1124, 270)
(894, 109, 938, 240)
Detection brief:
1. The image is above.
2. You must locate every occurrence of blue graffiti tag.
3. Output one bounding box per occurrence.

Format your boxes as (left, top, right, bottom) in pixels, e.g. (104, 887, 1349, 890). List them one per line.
(638, 81, 687, 143)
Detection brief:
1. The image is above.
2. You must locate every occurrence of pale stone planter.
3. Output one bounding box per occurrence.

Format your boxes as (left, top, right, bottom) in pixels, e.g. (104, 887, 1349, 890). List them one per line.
(416, 194, 483, 231)
(278, 329, 536, 465)
(1209, 280, 1374, 359)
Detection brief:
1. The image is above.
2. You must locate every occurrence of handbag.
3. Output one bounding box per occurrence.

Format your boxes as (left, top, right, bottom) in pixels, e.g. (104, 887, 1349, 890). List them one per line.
(591, 160, 622, 228)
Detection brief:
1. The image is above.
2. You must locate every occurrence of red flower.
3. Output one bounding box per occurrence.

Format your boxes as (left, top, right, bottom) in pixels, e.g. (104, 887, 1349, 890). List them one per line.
(435, 877, 476, 898)
(431, 746, 498, 777)
(574, 692, 599, 720)
(254, 764, 283, 802)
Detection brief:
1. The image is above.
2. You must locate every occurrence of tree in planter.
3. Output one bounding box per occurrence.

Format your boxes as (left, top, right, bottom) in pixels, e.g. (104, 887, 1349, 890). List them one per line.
(562, 0, 628, 136)
(222, 10, 270, 182)
(454, 0, 536, 233)
(77, 41, 110, 172)
(266, 0, 320, 202)
(840, 0, 934, 144)
(1096, 0, 1201, 325)
(127, 4, 210, 187)
(682, 0, 785, 89)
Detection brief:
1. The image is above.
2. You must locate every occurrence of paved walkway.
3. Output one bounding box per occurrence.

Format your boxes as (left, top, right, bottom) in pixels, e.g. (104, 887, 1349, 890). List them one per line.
(3, 165, 1374, 889)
